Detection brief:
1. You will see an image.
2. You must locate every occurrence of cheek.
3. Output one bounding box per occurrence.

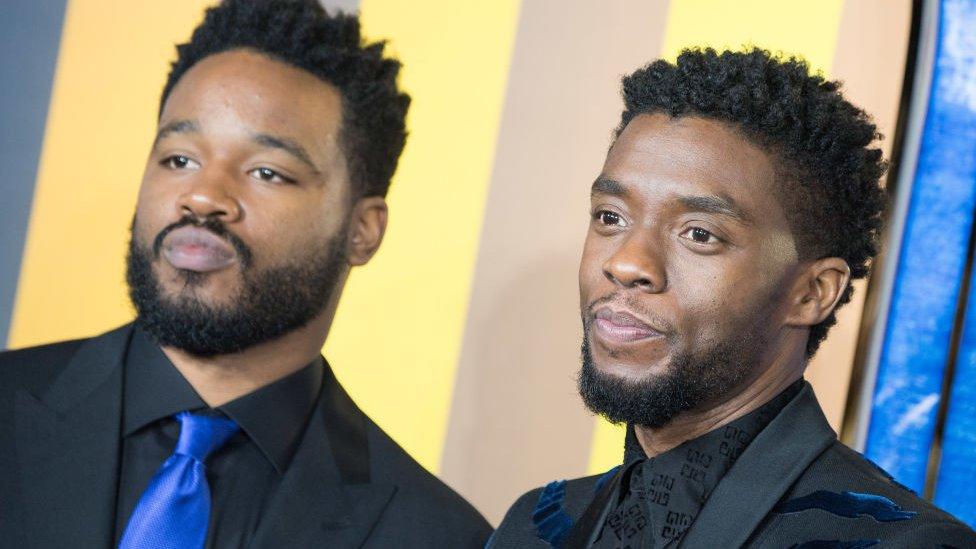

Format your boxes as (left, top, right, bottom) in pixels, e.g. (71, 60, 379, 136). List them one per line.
(138, 165, 178, 202)
(133, 200, 167, 246)
(675, 271, 784, 351)
(579, 237, 612, 299)
(245, 199, 336, 262)
(670, 256, 756, 330)
(671, 254, 727, 299)
(135, 172, 181, 224)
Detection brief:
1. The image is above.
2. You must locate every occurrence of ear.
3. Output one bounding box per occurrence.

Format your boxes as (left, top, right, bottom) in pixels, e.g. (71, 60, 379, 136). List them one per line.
(346, 196, 388, 267)
(783, 257, 852, 327)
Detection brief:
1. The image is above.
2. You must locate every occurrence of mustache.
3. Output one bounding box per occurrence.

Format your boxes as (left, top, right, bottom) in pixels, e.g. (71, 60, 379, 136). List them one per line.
(151, 215, 253, 268)
(583, 292, 675, 334)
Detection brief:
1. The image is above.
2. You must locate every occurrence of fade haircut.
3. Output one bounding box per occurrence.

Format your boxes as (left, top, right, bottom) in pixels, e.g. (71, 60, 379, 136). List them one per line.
(160, 0, 410, 198)
(616, 47, 887, 357)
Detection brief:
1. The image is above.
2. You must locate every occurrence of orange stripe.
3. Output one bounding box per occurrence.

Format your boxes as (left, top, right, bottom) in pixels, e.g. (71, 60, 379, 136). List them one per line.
(324, 0, 522, 474)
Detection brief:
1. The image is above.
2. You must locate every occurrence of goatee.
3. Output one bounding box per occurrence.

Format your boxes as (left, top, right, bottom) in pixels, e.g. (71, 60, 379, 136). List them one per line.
(126, 215, 347, 357)
(577, 307, 768, 428)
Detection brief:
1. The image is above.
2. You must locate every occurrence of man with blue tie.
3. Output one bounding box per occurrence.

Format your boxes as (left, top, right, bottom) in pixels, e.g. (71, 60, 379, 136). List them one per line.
(0, 1, 491, 547)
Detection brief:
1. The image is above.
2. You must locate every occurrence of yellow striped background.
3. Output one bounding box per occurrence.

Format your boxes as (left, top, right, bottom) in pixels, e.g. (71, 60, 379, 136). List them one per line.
(326, 0, 521, 472)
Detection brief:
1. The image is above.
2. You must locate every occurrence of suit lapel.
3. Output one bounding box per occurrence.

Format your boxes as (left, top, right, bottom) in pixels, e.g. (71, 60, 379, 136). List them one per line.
(680, 383, 836, 548)
(15, 325, 132, 548)
(250, 367, 395, 548)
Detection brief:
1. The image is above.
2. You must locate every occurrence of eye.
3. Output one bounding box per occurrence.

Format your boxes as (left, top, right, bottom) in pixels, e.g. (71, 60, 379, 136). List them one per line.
(160, 155, 199, 170)
(594, 210, 626, 227)
(680, 227, 721, 245)
(248, 167, 296, 185)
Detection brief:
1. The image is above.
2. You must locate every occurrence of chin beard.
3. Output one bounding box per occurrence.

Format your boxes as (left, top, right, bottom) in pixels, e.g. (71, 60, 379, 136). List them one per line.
(577, 320, 766, 428)
(126, 216, 348, 357)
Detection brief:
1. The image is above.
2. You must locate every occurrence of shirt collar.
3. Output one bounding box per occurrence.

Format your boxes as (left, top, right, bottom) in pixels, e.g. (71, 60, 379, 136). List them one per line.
(593, 380, 807, 547)
(123, 328, 206, 436)
(123, 327, 323, 475)
(220, 356, 323, 474)
(623, 378, 806, 464)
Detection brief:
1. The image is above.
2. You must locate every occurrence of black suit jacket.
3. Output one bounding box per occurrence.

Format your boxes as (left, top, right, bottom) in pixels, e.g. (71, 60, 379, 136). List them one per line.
(0, 324, 492, 548)
(490, 383, 976, 548)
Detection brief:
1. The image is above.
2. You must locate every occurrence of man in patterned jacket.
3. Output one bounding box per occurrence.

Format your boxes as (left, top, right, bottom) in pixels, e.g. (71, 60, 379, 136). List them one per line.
(490, 48, 975, 548)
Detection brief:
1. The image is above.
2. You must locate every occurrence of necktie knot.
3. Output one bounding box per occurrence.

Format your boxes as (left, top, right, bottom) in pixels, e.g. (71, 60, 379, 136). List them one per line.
(119, 411, 238, 549)
(174, 411, 239, 462)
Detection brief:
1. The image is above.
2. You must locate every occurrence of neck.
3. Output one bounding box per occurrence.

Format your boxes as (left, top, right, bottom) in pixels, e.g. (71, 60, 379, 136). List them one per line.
(634, 328, 807, 457)
(161, 309, 335, 407)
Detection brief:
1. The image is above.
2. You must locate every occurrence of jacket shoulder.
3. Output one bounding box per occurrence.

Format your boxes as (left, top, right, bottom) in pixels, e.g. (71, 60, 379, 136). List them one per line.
(490, 473, 608, 548)
(817, 442, 968, 523)
(0, 338, 87, 395)
(750, 440, 976, 547)
(362, 420, 492, 548)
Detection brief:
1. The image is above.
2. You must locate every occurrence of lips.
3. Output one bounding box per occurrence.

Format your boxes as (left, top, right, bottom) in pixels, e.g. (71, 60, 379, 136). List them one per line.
(592, 307, 665, 344)
(161, 226, 237, 273)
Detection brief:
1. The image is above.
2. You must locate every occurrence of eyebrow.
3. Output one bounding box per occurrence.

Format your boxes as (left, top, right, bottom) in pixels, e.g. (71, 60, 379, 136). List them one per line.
(251, 133, 320, 174)
(153, 120, 321, 175)
(591, 177, 753, 225)
(678, 194, 754, 225)
(591, 177, 626, 197)
(153, 119, 199, 148)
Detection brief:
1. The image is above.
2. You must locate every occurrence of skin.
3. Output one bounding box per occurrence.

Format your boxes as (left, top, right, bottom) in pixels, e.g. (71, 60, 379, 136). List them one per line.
(580, 113, 850, 456)
(133, 49, 387, 406)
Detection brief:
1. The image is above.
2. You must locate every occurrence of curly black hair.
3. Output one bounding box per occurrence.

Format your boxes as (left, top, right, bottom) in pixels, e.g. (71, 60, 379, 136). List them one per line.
(617, 47, 887, 357)
(160, 0, 409, 198)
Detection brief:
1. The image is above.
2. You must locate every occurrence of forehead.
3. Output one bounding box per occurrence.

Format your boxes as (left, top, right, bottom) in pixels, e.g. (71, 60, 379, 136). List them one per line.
(160, 49, 343, 146)
(602, 113, 786, 226)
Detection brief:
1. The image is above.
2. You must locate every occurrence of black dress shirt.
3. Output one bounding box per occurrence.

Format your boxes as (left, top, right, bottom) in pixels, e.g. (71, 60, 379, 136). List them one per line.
(590, 380, 804, 548)
(113, 328, 323, 548)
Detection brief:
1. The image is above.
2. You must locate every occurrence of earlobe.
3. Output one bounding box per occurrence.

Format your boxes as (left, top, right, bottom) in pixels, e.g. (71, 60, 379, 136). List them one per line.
(347, 196, 388, 266)
(785, 258, 852, 327)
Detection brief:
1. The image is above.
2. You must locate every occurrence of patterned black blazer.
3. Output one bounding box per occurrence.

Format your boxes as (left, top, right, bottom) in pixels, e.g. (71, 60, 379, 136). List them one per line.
(489, 383, 976, 548)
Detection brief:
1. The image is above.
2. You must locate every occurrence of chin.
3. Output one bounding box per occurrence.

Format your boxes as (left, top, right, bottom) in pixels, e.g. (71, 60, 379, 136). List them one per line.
(592, 335, 670, 371)
(159, 261, 232, 286)
(163, 276, 240, 304)
(592, 354, 672, 383)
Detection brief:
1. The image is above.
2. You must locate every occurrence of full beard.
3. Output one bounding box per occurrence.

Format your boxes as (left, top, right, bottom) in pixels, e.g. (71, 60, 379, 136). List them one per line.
(126, 216, 348, 357)
(577, 302, 771, 429)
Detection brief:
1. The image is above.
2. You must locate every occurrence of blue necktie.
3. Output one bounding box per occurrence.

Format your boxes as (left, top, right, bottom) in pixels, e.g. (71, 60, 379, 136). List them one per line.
(119, 411, 240, 549)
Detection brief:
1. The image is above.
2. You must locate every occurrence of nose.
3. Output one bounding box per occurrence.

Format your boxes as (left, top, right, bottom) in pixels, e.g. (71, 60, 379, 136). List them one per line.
(176, 167, 242, 223)
(602, 233, 666, 293)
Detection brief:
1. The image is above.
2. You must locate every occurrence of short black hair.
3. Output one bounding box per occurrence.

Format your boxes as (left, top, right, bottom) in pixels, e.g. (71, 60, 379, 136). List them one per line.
(160, 0, 410, 198)
(617, 47, 887, 357)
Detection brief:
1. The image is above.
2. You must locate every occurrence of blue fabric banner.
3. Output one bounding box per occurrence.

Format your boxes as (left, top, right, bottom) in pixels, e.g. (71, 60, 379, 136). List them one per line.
(930, 1, 976, 527)
(864, 0, 976, 497)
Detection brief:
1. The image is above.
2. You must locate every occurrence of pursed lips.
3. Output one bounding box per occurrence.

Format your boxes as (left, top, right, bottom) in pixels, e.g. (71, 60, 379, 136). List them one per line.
(592, 307, 666, 344)
(161, 225, 237, 273)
